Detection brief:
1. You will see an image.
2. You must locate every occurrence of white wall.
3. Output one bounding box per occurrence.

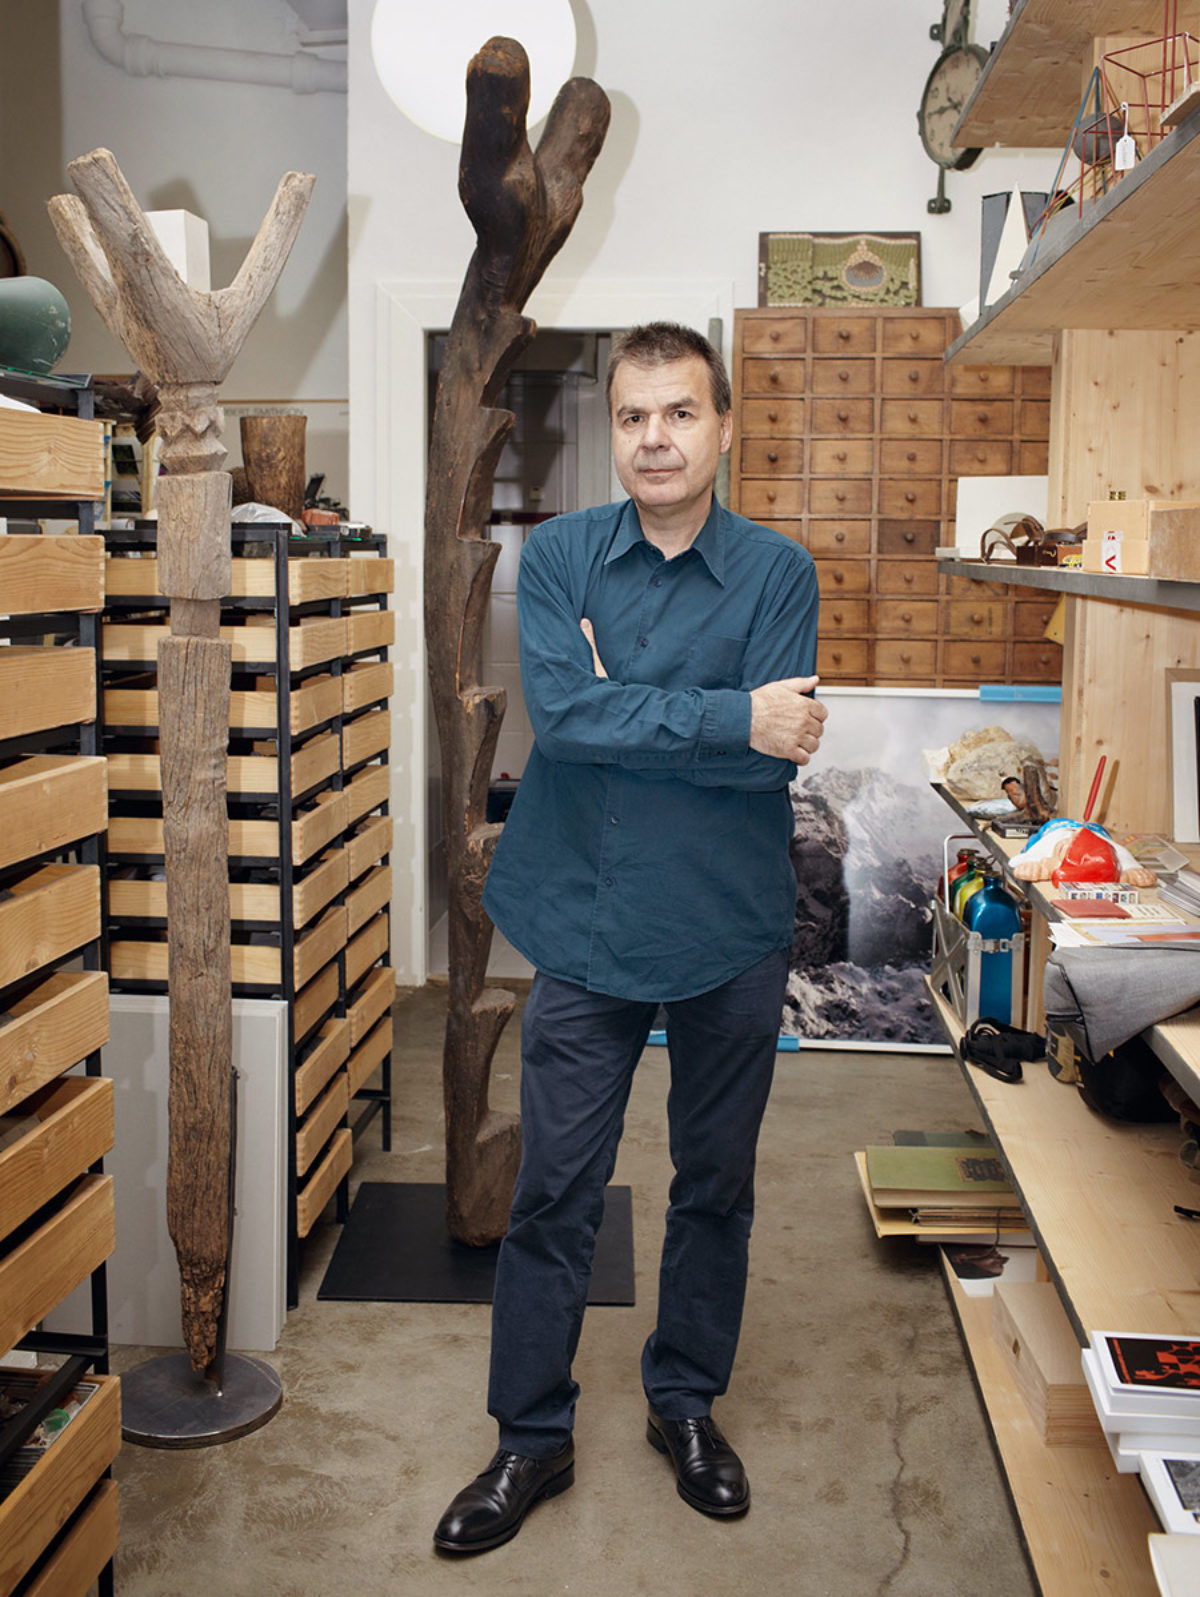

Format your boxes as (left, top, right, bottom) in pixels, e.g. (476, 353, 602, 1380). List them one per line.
(347, 0, 1059, 981)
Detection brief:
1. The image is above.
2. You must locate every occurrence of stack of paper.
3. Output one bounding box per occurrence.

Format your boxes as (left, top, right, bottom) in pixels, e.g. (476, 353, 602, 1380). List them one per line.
(1158, 868, 1200, 919)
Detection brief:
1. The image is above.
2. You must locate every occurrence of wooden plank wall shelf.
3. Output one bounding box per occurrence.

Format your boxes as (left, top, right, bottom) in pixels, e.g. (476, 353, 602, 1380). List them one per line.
(0, 370, 117, 1597)
(731, 306, 1058, 687)
(101, 522, 396, 1304)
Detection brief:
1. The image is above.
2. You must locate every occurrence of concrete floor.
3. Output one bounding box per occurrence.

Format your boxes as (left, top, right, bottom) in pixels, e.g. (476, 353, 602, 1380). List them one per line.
(108, 983, 1036, 1597)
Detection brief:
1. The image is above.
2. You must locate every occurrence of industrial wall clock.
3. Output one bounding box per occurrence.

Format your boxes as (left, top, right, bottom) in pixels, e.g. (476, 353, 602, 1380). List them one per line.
(919, 0, 987, 213)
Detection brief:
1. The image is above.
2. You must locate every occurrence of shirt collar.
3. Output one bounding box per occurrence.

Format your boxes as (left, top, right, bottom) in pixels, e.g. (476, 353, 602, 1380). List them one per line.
(603, 497, 728, 584)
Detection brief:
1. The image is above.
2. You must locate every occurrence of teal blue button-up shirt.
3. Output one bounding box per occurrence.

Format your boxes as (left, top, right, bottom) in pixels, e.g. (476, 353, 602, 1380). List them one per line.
(482, 497, 819, 1001)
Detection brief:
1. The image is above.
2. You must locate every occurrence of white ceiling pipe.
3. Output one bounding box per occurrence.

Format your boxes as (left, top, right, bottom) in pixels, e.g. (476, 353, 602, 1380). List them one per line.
(82, 0, 348, 95)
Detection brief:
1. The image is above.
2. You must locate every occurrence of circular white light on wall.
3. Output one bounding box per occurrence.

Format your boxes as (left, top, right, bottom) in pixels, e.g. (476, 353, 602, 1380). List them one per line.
(370, 1, 578, 143)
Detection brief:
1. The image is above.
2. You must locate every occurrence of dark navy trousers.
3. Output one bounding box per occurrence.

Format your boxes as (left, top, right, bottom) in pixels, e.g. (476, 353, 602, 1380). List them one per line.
(487, 947, 788, 1458)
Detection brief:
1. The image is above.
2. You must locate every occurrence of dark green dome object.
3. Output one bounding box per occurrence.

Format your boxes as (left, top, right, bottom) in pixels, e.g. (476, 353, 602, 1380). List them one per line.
(0, 275, 72, 376)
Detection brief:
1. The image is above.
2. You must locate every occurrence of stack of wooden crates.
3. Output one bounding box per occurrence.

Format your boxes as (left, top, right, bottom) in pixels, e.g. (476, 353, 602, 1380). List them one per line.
(0, 375, 119, 1597)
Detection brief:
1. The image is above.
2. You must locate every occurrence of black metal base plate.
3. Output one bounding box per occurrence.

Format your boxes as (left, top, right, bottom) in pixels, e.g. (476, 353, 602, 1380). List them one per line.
(316, 1181, 636, 1305)
(121, 1352, 283, 1449)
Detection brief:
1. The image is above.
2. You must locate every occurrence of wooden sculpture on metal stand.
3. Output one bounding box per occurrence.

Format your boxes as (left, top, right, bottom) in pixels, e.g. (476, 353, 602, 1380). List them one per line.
(426, 39, 609, 1245)
(49, 148, 312, 1439)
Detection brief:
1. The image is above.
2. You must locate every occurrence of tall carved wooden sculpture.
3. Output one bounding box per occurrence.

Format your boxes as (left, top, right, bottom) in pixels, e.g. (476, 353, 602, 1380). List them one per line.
(50, 149, 313, 1370)
(427, 39, 609, 1245)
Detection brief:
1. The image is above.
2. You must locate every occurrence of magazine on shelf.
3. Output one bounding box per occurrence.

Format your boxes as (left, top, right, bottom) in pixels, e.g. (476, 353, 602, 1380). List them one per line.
(1090, 1332, 1200, 1414)
(1140, 1452, 1200, 1536)
(939, 1241, 1039, 1298)
(1082, 1350, 1200, 1444)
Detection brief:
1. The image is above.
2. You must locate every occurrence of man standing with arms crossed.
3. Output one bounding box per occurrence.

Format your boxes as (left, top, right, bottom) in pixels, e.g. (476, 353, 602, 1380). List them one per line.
(434, 322, 825, 1553)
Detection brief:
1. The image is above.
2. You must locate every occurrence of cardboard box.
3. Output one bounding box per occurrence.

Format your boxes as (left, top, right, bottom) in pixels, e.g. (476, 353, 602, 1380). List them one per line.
(1084, 498, 1200, 579)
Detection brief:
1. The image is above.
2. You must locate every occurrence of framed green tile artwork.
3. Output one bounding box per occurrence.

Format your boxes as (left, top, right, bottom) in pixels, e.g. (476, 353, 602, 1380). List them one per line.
(758, 231, 921, 307)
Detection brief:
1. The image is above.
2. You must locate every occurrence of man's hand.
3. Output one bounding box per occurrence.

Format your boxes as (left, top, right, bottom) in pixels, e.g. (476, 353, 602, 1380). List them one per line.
(749, 675, 827, 765)
(580, 618, 608, 678)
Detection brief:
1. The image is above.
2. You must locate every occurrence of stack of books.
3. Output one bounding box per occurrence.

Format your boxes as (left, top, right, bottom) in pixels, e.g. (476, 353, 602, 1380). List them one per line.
(855, 1134, 1031, 1246)
(1157, 868, 1200, 919)
(1082, 1331, 1200, 1534)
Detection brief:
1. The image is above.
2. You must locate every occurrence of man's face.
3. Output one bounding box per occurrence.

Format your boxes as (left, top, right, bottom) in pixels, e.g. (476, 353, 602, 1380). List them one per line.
(609, 355, 733, 527)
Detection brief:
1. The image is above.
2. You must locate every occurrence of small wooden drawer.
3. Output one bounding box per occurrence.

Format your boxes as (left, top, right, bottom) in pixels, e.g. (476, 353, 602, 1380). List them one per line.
(0, 971, 109, 1117)
(875, 639, 937, 675)
(944, 575, 1010, 600)
(346, 608, 394, 656)
(1019, 366, 1052, 396)
(874, 560, 939, 595)
(294, 846, 349, 930)
(0, 1173, 114, 1356)
(109, 940, 284, 988)
(296, 1070, 349, 1179)
(808, 440, 873, 474)
(809, 479, 872, 515)
(876, 519, 939, 556)
(347, 557, 395, 597)
(875, 599, 938, 636)
(806, 520, 870, 556)
(740, 358, 806, 396)
(296, 1126, 351, 1238)
(945, 600, 1009, 637)
(295, 1016, 351, 1117)
(1013, 600, 1059, 638)
(811, 316, 877, 354)
(942, 639, 1007, 676)
(879, 399, 944, 437)
(294, 905, 349, 990)
(348, 1013, 392, 1095)
(294, 790, 349, 867)
(821, 599, 870, 632)
(741, 316, 808, 354)
(881, 318, 948, 355)
(949, 440, 1014, 475)
(949, 400, 1015, 437)
(106, 813, 300, 864)
(347, 814, 392, 881)
(0, 756, 107, 874)
(108, 875, 280, 925)
(878, 479, 941, 517)
(1018, 440, 1050, 475)
(1012, 641, 1063, 680)
(759, 521, 804, 544)
(295, 961, 340, 1045)
(810, 398, 873, 434)
(0, 865, 100, 992)
(0, 1077, 113, 1240)
(0, 535, 104, 614)
(739, 398, 805, 435)
(348, 965, 396, 1047)
(1019, 399, 1051, 436)
(0, 1378, 120, 1597)
(740, 481, 804, 518)
(950, 365, 1016, 396)
(345, 912, 389, 990)
(0, 648, 94, 743)
(286, 559, 351, 603)
(106, 555, 350, 603)
(342, 709, 391, 771)
(0, 410, 105, 500)
(879, 440, 942, 475)
(811, 359, 873, 395)
(813, 560, 871, 596)
(346, 864, 391, 938)
(817, 639, 869, 675)
(739, 439, 804, 475)
(290, 728, 341, 797)
(344, 764, 390, 829)
(342, 660, 394, 715)
(880, 360, 943, 396)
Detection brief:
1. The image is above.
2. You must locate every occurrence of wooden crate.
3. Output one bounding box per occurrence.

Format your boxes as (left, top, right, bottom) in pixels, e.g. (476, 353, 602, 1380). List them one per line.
(292, 846, 348, 931)
(342, 709, 390, 770)
(293, 790, 348, 867)
(294, 961, 340, 1044)
(109, 941, 282, 988)
(347, 556, 394, 596)
(342, 659, 393, 714)
(104, 671, 342, 738)
(0, 410, 105, 500)
(0, 866, 100, 990)
(105, 554, 351, 603)
(294, 1015, 350, 1117)
(293, 905, 347, 990)
(105, 729, 340, 799)
(0, 535, 104, 615)
(295, 1127, 351, 1238)
(348, 1012, 392, 1095)
(0, 648, 95, 742)
(0, 1174, 114, 1355)
(107, 877, 281, 924)
(106, 803, 343, 866)
(0, 1377, 120, 1597)
(343, 763, 389, 829)
(0, 1077, 113, 1239)
(346, 864, 391, 938)
(0, 971, 109, 1116)
(345, 609, 394, 656)
(102, 616, 349, 671)
(295, 1070, 349, 1178)
(0, 757, 107, 873)
(344, 912, 389, 990)
(347, 814, 392, 881)
(347, 965, 394, 1047)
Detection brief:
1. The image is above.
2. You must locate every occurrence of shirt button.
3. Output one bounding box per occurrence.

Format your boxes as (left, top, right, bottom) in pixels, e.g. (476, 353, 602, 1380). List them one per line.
(652, 577, 663, 587)
(608, 815, 619, 825)
(604, 875, 615, 887)
(638, 637, 648, 648)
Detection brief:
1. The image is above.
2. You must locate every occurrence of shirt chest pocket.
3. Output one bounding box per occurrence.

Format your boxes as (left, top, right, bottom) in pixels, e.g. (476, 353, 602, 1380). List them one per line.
(680, 631, 750, 690)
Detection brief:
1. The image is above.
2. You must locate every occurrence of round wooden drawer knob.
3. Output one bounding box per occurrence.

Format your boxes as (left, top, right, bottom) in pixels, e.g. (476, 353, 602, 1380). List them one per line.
(904, 531, 915, 543)
(766, 490, 777, 503)
(835, 491, 846, 503)
(769, 369, 781, 384)
(906, 451, 916, 462)
(832, 650, 843, 663)
(975, 451, 986, 462)
(832, 611, 843, 624)
(900, 651, 912, 664)
(978, 372, 989, 383)
(836, 450, 847, 462)
(838, 329, 851, 341)
(838, 370, 850, 383)
(908, 369, 920, 383)
(769, 329, 781, 341)
(833, 570, 845, 584)
(901, 611, 912, 623)
(904, 491, 916, 503)
(972, 612, 984, 624)
(837, 409, 849, 422)
(835, 530, 846, 543)
(976, 410, 989, 423)
(902, 572, 914, 583)
(971, 653, 982, 665)
(767, 450, 778, 463)
(909, 330, 920, 340)
(767, 409, 778, 423)
(907, 411, 918, 423)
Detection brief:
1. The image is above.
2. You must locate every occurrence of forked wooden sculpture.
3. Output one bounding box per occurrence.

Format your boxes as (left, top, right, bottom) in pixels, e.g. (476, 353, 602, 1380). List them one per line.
(426, 39, 609, 1244)
(49, 148, 313, 1369)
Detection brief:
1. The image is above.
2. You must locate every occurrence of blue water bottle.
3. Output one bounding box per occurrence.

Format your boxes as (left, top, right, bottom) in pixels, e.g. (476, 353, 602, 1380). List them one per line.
(963, 870, 1021, 1024)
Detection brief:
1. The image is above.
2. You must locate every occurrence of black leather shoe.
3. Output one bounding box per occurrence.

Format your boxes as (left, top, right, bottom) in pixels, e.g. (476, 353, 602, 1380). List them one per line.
(433, 1442, 575, 1553)
(646, 1411, 749, 1517)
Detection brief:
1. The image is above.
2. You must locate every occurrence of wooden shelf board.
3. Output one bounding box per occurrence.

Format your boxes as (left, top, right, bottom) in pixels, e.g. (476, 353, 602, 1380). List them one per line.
(946, 112, 1200, 366)
(942, 1266, 1160, 1596)
(927, 982, 1200, 1342)
(939, 558, 1200, 612)
(953, 0, 1198, 150)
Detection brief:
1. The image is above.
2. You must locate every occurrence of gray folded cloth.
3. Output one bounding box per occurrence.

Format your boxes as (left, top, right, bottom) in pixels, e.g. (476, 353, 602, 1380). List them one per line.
(1043, 946, 1200, 1059)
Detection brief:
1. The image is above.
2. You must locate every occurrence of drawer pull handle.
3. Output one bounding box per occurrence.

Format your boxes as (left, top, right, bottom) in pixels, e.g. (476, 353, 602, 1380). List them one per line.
(971, 653, 982, 665)
(904, 491, 916, 504)
(835, 531, 845, 543)
(838, 369, 850, 383)
(975, 451, 986, 462)
(832, 650, 843, 662)
(832, 611, 843, 623)
(838, 329, 850, 341)
(833, 570, 845, 584)
(901, 611, 912, 624)
(767, 450, 778, 463)
(972, 612, 984, 624)
(769, 369, 781, 384)
(837, 409, 849, 422)
(766, 490, 777, 503)
(767, 409, 778, 423)
(769, 329, 781, 342)
(903, 572, 914, 584)
(836, 450, 847, 462)
(907, 411, 918, 423)
(908, 369, 920, 382)
(836, 491, 846, 502)
(901, 651, 912, 664)
(904, 531, 915, 543)
(906, 451, 916, 462)
(977, 410, 989, 423)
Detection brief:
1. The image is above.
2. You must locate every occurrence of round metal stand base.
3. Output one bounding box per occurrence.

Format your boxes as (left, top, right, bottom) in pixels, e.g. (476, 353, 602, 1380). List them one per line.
(120, 1352, 282, 1449)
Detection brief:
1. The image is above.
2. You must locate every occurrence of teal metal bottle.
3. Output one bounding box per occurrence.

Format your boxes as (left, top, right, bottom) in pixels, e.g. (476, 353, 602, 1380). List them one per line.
(963, 872, 1021, 1024)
